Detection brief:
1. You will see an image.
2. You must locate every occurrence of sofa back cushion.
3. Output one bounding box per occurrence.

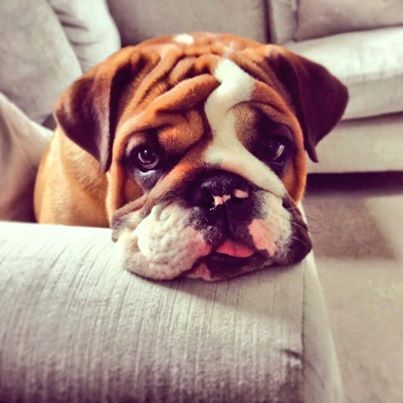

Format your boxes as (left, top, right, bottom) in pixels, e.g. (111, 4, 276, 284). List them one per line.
(296, 0, 403, 41)
(108, 0, 267, 45)
(288, 27, 403, 120)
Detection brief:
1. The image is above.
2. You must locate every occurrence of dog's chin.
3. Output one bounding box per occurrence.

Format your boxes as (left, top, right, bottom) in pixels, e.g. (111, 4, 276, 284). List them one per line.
(185, 250, 272, 281)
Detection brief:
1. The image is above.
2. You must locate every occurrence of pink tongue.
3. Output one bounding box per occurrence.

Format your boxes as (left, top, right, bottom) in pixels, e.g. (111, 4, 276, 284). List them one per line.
(216, 240, 254, 258)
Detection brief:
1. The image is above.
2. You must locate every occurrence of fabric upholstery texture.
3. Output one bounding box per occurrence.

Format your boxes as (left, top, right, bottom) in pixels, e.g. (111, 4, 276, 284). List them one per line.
(0, 222, 342, 402)
(302, 253, 343, 403)
(295, 0, 403, 41)
(48, 0, 121, 73)
(107, 0, 267, 45)
(287, 27, 403, 120)
(0, 93, 52, 221)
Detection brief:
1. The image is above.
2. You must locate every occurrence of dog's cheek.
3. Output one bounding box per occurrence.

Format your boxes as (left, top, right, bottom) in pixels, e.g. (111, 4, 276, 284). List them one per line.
(114, 203, 212, 280)
(248, 220, 277, 256)
(282, 151, 308, 203)
(123, 179, 143, 204)
(248, 192, 293, 259)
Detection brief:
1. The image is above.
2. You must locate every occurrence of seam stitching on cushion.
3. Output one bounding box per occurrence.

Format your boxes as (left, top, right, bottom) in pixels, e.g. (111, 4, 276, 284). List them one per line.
(301, 259, 307, 403)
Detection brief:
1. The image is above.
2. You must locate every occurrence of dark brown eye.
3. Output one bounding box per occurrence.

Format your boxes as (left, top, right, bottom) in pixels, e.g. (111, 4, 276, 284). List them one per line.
(267, 139, 286, 161)
(135, 144, 160, 171)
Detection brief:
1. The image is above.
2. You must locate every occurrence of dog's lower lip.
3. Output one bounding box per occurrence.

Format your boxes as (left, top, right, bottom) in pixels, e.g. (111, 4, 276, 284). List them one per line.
(206, 252, 260, 267)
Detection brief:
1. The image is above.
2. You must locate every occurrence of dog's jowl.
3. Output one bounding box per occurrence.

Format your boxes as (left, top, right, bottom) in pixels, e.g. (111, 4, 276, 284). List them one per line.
(34, 33, 348, 281)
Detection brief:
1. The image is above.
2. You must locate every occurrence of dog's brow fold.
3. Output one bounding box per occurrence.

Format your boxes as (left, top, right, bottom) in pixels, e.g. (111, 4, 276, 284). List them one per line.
(257, 115, 295, 143)
(231, 103, 294, 148)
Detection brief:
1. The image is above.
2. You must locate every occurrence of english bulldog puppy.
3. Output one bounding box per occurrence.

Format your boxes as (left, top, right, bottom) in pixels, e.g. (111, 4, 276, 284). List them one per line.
(34, 33, 348, 281)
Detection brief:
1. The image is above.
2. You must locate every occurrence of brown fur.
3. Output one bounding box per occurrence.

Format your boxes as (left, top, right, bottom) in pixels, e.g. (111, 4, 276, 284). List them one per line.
(34, 33, 348, 225)
(35, 129, 108, 225)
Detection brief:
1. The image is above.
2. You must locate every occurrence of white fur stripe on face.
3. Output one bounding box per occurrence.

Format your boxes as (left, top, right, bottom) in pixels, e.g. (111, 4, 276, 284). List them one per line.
(174, 34, 194, 45)
(203, 59, 286, 198)
(205, 58, 254, 129)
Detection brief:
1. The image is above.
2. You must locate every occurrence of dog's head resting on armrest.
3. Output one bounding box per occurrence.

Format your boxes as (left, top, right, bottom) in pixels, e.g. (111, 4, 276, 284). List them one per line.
(35, 33, 348, 281)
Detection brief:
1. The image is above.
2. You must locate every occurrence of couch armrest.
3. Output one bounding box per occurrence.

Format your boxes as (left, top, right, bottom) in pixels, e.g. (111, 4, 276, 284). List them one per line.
(0, 222, 341, 402)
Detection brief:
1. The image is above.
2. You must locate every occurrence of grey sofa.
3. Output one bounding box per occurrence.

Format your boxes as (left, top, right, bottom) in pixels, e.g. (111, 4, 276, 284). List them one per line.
(0, 222, 341, 402)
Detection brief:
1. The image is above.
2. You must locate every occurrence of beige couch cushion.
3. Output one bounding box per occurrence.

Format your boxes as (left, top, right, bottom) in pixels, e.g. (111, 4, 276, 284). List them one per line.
(0, 222, 342, 402)
(296, 0, 403, 41)
(0, 93, 52, 221)
(107, 0, 267, 44)
(287, 27, 403, 120)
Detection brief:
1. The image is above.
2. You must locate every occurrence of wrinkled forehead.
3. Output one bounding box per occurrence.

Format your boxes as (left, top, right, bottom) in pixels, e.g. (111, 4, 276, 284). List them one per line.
(116, 35, 300, 146)
(113, 34, 306, 198)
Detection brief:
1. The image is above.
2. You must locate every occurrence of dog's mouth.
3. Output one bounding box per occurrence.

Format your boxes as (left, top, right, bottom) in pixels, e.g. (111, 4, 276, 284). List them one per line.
(210, 238, 268, 266)
(186, 238, 271, 281)
(215, 239, 255, 258)
(112, 193, 311, 281)
(205, 250, 264, 268)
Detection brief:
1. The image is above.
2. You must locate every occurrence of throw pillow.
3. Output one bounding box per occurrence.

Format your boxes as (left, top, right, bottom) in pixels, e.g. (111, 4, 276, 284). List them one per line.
(0, 93, 52, 222)
(48, 0, 121, 73)
(0, 0, 82, 125)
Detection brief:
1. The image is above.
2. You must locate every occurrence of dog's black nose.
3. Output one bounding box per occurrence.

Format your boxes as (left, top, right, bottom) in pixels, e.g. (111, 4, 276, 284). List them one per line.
(189, 170, 252, 211)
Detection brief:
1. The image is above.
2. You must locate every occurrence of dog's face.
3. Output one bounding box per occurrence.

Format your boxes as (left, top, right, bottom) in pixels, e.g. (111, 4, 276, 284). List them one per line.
(55, 33, 348, 281)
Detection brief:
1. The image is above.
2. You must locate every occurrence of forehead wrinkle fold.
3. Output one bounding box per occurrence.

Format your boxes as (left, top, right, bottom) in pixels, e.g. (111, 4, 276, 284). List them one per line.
(132, 47, 183, 107)
(116, 74, 219, 140)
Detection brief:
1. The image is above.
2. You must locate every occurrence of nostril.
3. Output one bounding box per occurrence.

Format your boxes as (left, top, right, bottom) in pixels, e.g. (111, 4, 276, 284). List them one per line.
(198, 188, 216, 210)
(229, 188, 249, 205)
(187, 170, 253, 209)
(231, 197, 245, 205)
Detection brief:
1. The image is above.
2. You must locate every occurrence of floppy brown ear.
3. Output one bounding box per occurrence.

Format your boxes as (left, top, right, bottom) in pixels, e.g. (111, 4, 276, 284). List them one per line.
(54, 48, 138, 171)
(268, 48, 348, 162)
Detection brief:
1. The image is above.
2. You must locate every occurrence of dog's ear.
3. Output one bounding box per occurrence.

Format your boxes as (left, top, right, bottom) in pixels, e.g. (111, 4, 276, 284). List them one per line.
(268, 48, 348, 162)
(54, 48, 138, 171)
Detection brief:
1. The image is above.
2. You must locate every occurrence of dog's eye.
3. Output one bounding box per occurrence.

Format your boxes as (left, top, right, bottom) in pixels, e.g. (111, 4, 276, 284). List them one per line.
(267, 139, 286, 161)
(135, 144, 160, 171)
